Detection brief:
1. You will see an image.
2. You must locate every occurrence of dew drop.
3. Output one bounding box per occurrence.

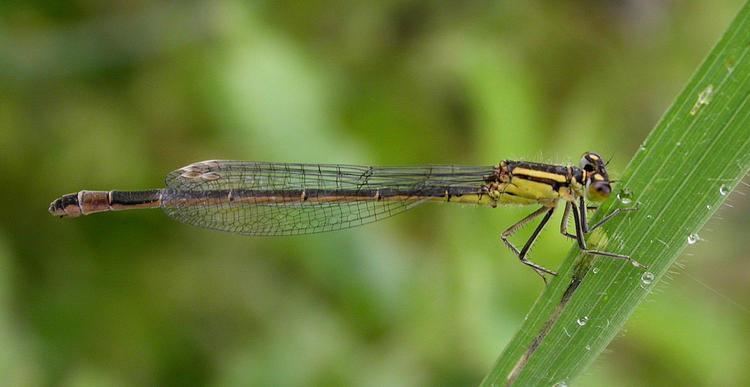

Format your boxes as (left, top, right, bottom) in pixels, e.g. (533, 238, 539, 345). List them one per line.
(576, 316, 589, 326)
(719, 184, 730, 196)
(585, 344, 592, 351)
(690, 84, 714, 115)
(617, 189, 633, 205)
(553, 381, 568, 387)
(641, 271, 655, 285)
(592, 267, 600, 274)
(639, 145, 647, 151)
(687, 233, 700, 245)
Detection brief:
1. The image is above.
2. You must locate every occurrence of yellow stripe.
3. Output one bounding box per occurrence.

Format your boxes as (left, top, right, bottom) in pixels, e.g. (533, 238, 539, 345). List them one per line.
(511, 167, 568, 183)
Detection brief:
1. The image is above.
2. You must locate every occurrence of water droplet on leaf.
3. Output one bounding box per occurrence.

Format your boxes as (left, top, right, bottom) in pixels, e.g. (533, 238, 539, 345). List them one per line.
(617, 189, 633, 205)
(641, 272, 655, 285)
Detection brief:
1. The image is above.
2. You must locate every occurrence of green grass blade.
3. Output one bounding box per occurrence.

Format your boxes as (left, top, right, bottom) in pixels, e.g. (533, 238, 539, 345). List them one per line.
(481, 2, 750, 386)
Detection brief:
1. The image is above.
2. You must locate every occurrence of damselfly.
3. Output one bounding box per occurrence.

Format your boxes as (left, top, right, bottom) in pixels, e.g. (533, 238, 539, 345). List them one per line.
(49, 152, 640, 280)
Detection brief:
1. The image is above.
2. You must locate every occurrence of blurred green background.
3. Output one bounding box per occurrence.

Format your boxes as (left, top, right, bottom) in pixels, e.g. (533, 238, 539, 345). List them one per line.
(2, 1, 749, 386)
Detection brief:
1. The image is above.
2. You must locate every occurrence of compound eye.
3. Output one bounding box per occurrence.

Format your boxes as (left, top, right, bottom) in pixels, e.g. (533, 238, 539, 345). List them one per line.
(583, 163, 595, 172)
(588, 181, 612, 201)
(594, 182, 611, 195)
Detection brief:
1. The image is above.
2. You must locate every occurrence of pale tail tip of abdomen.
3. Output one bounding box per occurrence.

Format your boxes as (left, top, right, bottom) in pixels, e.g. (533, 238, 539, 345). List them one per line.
(49, 193, 83, 218)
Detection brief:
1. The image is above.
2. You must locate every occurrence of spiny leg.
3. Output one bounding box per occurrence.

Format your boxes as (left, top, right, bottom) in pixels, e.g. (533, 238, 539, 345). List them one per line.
(578, 197, 639, 233)
(561, 200, 614, 240)
(564, 198, 638, 238)
(501, 205, 558, 282)
(570, 200, 645, 268)
(560, 202, 577, 240)
(586, 203, 639, 233)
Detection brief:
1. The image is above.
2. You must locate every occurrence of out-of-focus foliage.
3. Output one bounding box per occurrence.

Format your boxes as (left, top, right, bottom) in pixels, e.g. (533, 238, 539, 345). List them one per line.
(1, 1, 747, 386)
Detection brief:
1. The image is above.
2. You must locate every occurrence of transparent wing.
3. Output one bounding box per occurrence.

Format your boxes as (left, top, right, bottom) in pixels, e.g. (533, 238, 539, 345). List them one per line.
(161, 160, 493, 236)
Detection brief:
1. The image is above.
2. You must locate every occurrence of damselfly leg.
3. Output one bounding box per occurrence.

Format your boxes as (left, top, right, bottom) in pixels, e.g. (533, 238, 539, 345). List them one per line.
(500, 205, 559, 283)
(560, 199, 643, 271)
(504, 197, 641, 283)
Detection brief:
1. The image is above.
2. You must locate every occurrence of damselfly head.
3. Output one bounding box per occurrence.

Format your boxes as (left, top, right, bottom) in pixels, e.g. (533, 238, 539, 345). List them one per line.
(580, 152, 611, 202)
